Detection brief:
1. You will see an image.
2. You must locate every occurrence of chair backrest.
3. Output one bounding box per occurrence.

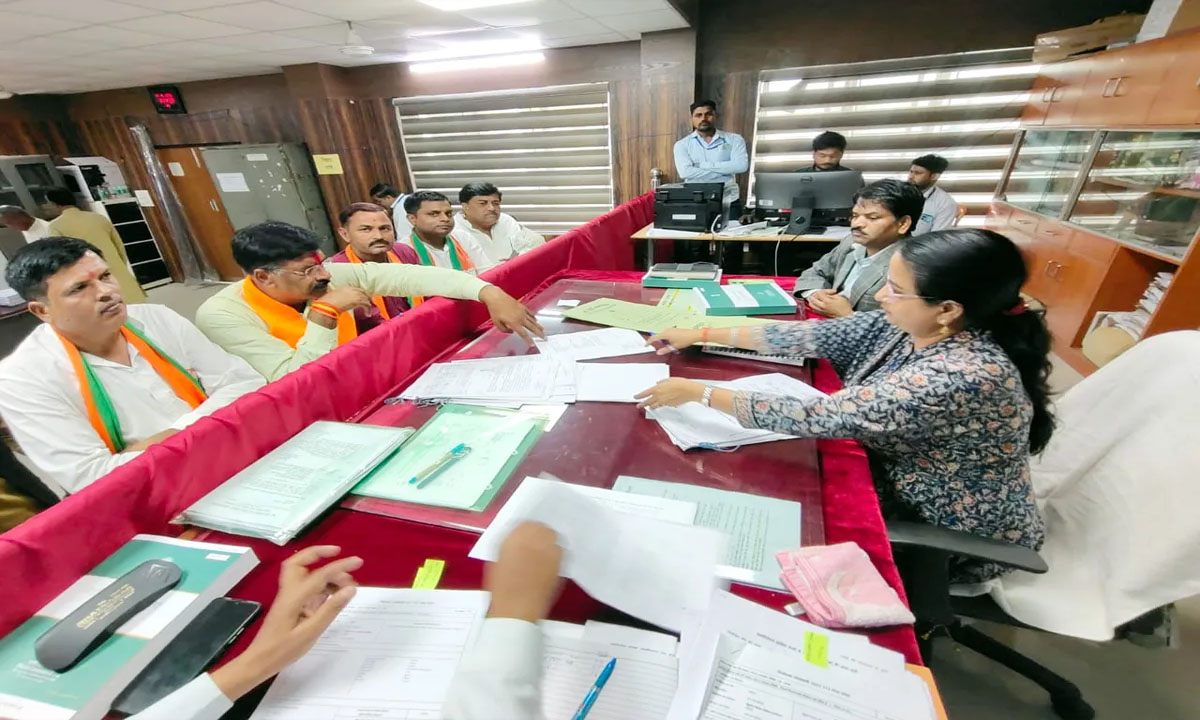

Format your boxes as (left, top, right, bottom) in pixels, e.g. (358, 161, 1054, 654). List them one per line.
(0, 441, 58, 509)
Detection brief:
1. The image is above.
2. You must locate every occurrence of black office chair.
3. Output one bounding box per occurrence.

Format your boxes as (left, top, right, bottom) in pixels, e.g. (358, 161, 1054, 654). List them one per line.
(0, 440, 59, 510)
(887, 521, 1096, 720)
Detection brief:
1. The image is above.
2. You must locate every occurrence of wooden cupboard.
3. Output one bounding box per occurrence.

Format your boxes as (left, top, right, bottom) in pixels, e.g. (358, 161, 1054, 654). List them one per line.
(1000, 28, 1200, 375)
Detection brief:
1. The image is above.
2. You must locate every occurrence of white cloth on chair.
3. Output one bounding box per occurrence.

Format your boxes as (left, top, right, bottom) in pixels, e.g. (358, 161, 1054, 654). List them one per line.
(985, 330, 1200, 640)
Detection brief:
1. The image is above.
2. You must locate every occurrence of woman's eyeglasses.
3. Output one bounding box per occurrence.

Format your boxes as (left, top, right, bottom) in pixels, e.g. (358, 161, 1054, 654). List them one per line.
(882, 278, 933, 302)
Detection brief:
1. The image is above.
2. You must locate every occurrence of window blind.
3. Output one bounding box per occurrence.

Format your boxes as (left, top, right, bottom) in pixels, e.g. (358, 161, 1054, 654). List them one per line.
(751, 48, 1041, 226)
(394, 82, 614, 235)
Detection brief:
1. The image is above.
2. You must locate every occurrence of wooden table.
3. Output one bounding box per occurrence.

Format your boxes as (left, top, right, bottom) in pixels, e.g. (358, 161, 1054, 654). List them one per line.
(633, 222, 844, 269)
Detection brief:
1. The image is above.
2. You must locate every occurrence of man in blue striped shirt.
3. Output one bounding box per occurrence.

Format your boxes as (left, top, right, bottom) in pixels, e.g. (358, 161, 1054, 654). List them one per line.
(673, 99, 749, 185)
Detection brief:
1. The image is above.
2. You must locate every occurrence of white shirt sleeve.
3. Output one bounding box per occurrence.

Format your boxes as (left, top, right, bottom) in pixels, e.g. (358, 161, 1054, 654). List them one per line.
(932, 190, 959, 231)
(0, 342, 143, 494)
(501, 214, 546, 256)
(443, 618, 545, 720)
(128, 673, 232, 720)
(150, 306, 266, 429)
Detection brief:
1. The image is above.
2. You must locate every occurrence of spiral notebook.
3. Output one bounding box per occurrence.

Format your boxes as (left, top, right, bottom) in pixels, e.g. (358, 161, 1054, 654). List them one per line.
(701, 345, 808, 367)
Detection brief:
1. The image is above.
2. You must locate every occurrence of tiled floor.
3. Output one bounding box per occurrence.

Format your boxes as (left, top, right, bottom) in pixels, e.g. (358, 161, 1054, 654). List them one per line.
(147, 282, 1197, 719)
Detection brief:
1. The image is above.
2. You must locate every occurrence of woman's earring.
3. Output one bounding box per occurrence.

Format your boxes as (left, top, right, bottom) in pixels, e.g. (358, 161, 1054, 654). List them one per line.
(939, 323, 951, 336)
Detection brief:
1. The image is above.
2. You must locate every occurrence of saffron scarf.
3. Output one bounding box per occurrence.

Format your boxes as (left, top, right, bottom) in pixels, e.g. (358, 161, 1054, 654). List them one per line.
(344, 245, 402, 319)
(408, 232, 474, 307)
(56, 324, 207, 453)
(241, 277, 357, 348)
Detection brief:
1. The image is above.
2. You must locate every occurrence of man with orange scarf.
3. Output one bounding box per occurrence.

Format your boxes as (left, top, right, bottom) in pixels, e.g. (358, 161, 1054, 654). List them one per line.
(326, 202, 421, 334)
(0, 238, 265, 493)
(196, 221, 542, 382)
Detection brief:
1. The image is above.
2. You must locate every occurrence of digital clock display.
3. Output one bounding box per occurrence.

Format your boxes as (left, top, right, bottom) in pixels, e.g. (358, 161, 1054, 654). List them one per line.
(148, 85, 186, 115)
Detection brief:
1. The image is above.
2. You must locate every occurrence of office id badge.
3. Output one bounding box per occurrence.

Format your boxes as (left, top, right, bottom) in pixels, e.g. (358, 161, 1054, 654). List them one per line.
(351, 404, 545, 511)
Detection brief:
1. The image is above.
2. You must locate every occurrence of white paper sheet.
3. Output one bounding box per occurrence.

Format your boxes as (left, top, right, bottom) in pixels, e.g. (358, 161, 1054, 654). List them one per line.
(541, 636, 678, 720)
(700, 640, 934, 720)
(583, 621, 679, 656)
(249, 588, 488, 719)
(216, 172, 250, 193)
(613, 476, 800, 590)
(668, 590, 903, 720)
(568, 484, 698, 525)
(167, 161, 184, 176)
(470, 477, 726, 632)
(133, 189, 154, 207)
(576, 362, 669, 403)
(535, 328, 654, 362)
(401, 355, 556, 403)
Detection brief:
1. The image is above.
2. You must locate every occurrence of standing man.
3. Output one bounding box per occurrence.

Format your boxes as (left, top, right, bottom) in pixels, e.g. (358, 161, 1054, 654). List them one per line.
(44, 188, 146, 303)
(369, 182, 413, 239)
(0, 238, 264, 493)
(453, 182, 545, 271)
(908, 154, 959, 235)
(403, 191, 492, 273)
(672, 99, 749, 185)
(0, 205, 52, 243)
(797, 130, 854, 173)
(792, 178, 924, 317)
(327, 202, 421, 334)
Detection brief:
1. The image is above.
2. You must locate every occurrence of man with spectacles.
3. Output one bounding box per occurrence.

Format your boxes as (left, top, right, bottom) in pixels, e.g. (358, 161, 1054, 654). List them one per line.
(792, 179, 924, 317)
(196, 221, 544, 381)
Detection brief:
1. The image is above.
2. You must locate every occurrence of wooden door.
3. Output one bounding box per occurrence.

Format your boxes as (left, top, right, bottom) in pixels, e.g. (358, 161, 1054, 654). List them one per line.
(1074, 47, 1168, 127)
(1042, 60, 1089, 127)
(1022, 74, 1056, 126)
(1146, 30, 1200, 126)
(156, 147, 242, 281)
(1046, 252, 1108, 344)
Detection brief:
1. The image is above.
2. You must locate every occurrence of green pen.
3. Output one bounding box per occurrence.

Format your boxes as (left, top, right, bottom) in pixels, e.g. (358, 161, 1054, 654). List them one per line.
(409, 443, 472, 489)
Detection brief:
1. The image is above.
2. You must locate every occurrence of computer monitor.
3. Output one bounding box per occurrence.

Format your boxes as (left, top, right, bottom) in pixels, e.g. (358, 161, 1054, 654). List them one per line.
(754, 170, 864, 228)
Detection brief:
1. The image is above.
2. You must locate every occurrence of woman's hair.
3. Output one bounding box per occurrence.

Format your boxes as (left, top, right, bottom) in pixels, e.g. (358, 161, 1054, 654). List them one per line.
(899, 229, 1055, 453)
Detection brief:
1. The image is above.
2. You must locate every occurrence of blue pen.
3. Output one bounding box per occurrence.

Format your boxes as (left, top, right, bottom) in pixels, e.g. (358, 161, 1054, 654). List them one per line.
(409, 443, 471, 488)
(572, 658, 616, 720)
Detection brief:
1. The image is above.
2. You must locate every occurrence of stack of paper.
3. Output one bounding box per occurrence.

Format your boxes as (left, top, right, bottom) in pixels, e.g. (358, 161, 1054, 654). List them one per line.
(175, 422, 413, 544)
(399, 354, 575, 407)
(647, 372, 827, 451)
(563, 298, 776, 335)
(669, 590, 938, 720)
(576, 362, 670, 403)
(533, 327, 655, 361)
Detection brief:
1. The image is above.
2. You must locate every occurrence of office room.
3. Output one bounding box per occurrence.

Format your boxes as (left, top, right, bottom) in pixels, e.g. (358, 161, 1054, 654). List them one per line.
(0, 0, 1197, 718)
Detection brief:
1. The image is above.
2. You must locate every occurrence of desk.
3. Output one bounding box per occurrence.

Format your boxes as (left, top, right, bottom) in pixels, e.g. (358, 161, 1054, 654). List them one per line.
(633, 222, 843, 269)
(195, 271, 921, 674)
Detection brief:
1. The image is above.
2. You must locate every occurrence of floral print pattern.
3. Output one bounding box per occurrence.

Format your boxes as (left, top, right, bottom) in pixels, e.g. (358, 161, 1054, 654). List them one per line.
(732, 311, 1045, 582)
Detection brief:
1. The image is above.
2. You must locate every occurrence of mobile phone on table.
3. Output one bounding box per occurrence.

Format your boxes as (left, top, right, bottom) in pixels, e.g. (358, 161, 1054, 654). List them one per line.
(112, 597, 262, 716)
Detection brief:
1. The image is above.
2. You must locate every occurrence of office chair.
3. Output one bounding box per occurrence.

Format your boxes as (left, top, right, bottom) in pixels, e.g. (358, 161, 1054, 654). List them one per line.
(887, 521, 1096, 720)
(0, 440, 59, 510)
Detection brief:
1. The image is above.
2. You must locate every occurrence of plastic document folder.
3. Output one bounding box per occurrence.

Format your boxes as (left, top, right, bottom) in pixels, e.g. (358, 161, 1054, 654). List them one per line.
(352, 405, 545, 510)
(174, 422, 413, 544)
(563, 298, 776, 334)
(693, 281, 798, 316)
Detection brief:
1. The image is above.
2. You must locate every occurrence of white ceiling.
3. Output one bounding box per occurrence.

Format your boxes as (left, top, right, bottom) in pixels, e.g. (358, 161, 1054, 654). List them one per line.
(0, 0, 688, 95)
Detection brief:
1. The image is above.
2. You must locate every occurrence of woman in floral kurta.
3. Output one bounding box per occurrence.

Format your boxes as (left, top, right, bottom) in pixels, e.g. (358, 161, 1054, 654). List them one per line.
(638, 229, 1055, 582)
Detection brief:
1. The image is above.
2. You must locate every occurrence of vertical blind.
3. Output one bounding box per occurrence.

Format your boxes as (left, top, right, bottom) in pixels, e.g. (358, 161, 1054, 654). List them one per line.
(394, 82, 614, 235)
(751, 48, 1042, 226)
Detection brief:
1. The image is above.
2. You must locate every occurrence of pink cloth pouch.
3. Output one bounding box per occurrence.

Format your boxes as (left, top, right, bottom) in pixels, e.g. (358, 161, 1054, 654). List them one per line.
(776, 542, 915, 628)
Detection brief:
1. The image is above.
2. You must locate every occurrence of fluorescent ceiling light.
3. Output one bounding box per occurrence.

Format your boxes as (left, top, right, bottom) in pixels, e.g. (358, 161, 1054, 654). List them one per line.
(410, 51, 545, 74)
(417, 0, 535, 10)
(404, 38, 543, 63)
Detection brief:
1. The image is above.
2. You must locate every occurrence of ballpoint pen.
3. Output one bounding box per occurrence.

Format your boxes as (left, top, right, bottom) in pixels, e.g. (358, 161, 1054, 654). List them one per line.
(572, 658, 616, 720)
(409, 443, 471, 488)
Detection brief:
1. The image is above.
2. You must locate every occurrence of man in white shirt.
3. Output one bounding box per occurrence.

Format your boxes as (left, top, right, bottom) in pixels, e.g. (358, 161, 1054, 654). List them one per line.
(130, 522, 563, 720)
(0, 238, 264, 493)
(0, 205, 52, 243)
(402, 191, 493, 272)
(907, 154, 959, 235)
(672, 99, 749, 185)
(370, 182, 413, 240)
(453, 182, 546, 271)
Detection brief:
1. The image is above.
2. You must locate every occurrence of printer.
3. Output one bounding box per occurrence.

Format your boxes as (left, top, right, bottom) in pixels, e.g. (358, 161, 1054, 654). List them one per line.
(654, 182, 726, 232)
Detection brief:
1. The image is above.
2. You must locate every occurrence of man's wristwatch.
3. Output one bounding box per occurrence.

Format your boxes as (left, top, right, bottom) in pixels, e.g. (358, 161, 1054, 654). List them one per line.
(700, 386, 714, 407)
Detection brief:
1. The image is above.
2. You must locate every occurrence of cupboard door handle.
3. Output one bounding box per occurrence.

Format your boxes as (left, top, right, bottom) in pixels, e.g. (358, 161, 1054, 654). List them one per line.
(209, 199, 218, 212)
(1101, 77, 1118, 97)
(1050, 86, 1064, 102)
(1043, 261, 1055, 277)
(1112, 76, 1127, 97)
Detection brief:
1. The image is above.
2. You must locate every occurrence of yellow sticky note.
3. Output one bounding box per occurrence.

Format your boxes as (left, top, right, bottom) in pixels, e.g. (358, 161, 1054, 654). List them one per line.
(804, 631, 829, 668)
(312, 153, 344, 175)
(412, 558, 445, 589)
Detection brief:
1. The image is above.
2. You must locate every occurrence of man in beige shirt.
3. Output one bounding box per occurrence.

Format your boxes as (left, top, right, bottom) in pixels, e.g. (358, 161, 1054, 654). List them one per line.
(45, 188, 146, 303)
(196, 221, 543, 381)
